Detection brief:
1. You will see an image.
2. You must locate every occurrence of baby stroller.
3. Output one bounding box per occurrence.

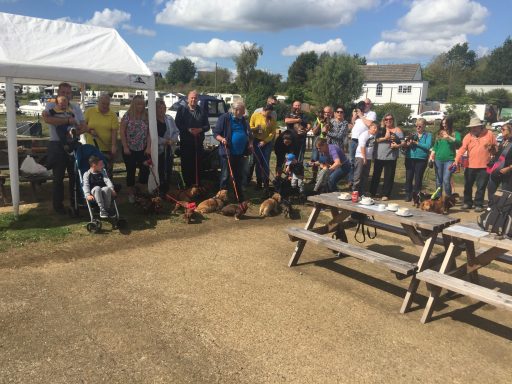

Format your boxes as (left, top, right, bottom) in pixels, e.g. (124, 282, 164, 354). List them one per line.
(71, 143, 126, 233)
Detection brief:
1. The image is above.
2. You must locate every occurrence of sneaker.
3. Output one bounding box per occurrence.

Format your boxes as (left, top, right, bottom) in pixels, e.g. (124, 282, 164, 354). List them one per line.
(109, 208, 117, 218)
(474, 206, 484, 213)
(128, 194, 135, 204)
(99, 209, 109, 219)
(462, 203, 472, 209)
(381, 196, 389, 201)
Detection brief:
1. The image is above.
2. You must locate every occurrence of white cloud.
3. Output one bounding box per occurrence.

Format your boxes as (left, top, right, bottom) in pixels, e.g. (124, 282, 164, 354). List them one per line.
(476, 45, 490, 58)
(155, 0, 377, 31)
(86, 8, 131, 28)
(180, 38, 252, 58)
(121, 24, 157, 37)
(146, 50, 217, 73)
(368, 0, 489, 60)
(281, 38, 347, 56)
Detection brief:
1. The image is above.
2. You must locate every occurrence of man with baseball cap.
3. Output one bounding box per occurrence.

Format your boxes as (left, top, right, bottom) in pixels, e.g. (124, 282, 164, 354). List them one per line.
(453, 117, 497, 212)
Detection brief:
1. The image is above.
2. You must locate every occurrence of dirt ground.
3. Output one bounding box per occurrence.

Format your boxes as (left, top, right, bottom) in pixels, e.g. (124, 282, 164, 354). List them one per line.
(0, 196, 511, 383)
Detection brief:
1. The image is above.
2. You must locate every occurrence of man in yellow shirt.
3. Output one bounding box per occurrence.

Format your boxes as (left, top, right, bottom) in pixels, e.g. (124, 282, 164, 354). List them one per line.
(249, 104, 277, 189)
(84, 94, 119, 173)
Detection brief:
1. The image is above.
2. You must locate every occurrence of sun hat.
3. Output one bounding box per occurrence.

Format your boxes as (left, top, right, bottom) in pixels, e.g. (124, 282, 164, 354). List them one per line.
(466, 117, 483, 128)
(285, 153, 295, 165)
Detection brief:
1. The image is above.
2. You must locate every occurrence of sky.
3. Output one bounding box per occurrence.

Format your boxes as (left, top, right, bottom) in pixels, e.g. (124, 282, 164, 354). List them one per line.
(1, 0, 510, 79)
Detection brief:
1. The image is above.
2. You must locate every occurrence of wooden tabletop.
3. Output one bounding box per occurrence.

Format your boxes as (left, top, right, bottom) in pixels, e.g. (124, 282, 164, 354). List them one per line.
(308, 192, 460, 231)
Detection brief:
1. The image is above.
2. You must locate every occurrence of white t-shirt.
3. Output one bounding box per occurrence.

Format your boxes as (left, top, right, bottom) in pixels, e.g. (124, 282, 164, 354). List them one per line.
(355, 130, 376, 159)
(350, 110, 377, 139)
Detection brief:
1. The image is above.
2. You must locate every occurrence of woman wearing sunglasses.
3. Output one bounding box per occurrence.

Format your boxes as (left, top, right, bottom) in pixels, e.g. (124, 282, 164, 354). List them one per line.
(369, 113, 404, 200)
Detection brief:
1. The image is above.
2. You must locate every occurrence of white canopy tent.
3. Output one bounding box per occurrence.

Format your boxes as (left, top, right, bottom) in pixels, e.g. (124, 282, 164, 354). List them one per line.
(0, 12, 158, 216)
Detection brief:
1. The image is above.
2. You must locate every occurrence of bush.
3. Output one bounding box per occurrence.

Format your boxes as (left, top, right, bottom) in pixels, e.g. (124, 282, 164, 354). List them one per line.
(446, 96, 475, 135)
(373, 103, 413, 127)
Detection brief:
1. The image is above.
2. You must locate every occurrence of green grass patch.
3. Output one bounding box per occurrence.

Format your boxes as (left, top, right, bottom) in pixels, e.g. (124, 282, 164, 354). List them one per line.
(0, 211, 77, 252)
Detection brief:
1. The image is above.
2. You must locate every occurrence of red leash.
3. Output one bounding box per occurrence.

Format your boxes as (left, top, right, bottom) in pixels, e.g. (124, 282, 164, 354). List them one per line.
(164, 193, 196, 211)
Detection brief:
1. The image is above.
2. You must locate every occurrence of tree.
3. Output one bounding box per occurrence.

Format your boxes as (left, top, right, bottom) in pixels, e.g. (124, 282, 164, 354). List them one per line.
(244, 70, 281, 113)
(309, 54, 364, 107)
(234, 44, 263, 94)
(424, 43, 476, 101)
(480, 37, 512, 85)
(373, 103, 413, 126)
(445, 96, 475, 133)
(287, 51, 318, 86)
(165, 58, 196, 85)
(194, 67, 231, 88)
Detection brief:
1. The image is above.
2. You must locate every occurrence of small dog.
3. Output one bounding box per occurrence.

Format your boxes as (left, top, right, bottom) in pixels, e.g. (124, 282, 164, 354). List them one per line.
(259, 193, 282, 217)
(167, 185, 205, 202)
(420, 193, 459, 214)
(280, 198, 292, 219)
(196, 189, 228, 214)
(134, 192, 163, 214)
(220, 201, 249, 220)
(171, 201, 199, 223)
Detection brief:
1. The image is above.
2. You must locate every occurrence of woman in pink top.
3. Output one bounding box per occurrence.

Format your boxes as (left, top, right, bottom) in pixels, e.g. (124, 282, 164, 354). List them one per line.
(454, 117, 497, 212)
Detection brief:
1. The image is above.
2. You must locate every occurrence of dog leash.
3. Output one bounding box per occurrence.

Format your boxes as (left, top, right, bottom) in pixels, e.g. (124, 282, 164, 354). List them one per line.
(144, 154, 160, 196)
(254, 143, 277, 181)
(194, 134, 200, 186)
(163, 193, 196, 211)
(222, 142, 243, 208)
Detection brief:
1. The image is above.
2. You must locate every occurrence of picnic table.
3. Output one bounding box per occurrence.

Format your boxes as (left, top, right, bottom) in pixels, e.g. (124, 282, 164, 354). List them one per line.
(286, 192, 459, 313)
(417, 222, 512, 323)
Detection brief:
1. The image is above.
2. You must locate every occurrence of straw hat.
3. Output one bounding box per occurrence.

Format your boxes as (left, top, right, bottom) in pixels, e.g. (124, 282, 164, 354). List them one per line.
(466, 117, 483, 128)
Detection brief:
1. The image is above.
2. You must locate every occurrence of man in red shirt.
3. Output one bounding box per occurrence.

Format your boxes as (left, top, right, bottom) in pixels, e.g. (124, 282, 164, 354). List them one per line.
(454, 117, 497, 212)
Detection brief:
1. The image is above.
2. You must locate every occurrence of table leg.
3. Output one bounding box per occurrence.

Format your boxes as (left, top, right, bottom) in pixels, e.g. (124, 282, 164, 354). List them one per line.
(400, 227, 438, 314)
(288, 205, 322, 267)
(464, 240, 480, 284)
(420, 241, 458, 323)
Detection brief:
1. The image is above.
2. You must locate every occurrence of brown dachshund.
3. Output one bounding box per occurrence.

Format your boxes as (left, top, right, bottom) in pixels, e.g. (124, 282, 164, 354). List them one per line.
(196, 189, 228, 214)
(420, 193, 459, 214)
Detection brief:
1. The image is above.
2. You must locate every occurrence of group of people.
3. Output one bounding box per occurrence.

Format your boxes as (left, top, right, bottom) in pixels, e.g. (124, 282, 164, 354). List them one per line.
(43, 82, 511, 215)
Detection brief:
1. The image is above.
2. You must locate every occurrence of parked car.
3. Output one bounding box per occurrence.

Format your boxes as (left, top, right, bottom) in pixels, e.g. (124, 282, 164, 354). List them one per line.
(409, 110, 445, 124)
(19, 99, 46, 116)
(491, 118, 512, 131)
(0, 103, 6, 114)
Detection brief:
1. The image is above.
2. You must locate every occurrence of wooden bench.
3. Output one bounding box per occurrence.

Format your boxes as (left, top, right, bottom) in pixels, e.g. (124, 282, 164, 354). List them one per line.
(286, 227, 417, 277)
(417, 269, 512, 312)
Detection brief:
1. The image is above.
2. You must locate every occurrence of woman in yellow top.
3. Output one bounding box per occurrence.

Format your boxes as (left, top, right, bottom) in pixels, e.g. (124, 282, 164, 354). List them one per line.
(249, 104, 277, 189)
(84, 94, 119, 174)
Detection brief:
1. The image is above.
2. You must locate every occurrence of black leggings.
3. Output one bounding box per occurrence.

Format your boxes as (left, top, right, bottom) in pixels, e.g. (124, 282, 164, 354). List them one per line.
(122, 149, 149, 187)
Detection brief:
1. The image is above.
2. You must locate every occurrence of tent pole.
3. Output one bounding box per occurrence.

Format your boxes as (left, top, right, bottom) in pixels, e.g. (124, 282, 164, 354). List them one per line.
(5, 77, 20, 217)
(147, 89, 159, 192)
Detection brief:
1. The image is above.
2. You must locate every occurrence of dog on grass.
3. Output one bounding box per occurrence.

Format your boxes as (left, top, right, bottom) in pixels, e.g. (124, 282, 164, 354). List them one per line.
(259, 193, 282, 217)
(419, 193, 459, 214)
(134, 192, 163, 214)
(196, 189, 228, 214)
(220, 201, 249, 220)
(280, 198, 292, 219)
(171, 201, 200, 224)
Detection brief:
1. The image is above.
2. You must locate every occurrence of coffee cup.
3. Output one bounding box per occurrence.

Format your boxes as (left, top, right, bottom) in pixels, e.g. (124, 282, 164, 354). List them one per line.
(339, 192, 351, 200)
(387, 203, 399, 211)
(378, 204, 386, 210)
(397, 207, 411, 216)
(361, 196, 374, 205)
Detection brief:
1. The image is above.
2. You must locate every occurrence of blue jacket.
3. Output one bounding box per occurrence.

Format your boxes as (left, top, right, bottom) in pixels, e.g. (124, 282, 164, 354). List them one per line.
(407, 132, 432, 160)
(213, 113, 252, 156)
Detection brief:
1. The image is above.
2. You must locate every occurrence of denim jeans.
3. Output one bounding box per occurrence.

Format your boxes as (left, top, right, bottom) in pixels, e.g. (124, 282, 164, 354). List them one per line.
(463, 168, 489, 207)
(219, 154, 246, 202)
(254, 141, 272, 186)
(328, 162, 351, 192)
(434, 159, 453, 196)
(404, 158, 428, 198)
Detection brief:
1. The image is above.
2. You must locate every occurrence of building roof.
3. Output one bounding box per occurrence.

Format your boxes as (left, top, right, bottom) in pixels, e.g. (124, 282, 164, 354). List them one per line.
(360, 64, 421, 82)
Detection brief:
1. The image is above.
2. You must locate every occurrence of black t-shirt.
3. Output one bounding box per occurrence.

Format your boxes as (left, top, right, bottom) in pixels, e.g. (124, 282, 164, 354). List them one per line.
(157, 120, 167, 138)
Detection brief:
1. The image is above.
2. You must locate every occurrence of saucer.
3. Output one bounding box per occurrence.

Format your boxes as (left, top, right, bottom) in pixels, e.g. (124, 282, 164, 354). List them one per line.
(395, 211, 413, 217)
(360, 200, 374, 206)
(386, 207, 398, 212)
(337, 196, 351, 201)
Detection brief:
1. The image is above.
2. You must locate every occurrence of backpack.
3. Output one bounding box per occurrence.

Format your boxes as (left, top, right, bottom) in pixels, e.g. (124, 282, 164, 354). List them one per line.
(477, 189, 512, 237)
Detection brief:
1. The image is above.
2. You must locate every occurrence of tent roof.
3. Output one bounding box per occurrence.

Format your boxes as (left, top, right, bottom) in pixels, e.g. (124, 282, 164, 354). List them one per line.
(0, 12, 154, 89)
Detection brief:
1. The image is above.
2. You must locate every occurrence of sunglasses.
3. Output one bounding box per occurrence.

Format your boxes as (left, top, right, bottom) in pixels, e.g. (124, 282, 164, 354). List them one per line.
(336, 110, 344, 113)
(384, 118, 393, 121)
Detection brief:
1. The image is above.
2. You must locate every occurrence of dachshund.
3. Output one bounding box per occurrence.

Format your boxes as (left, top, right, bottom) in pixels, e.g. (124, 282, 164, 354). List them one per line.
(220, 201, 249, 220)
(420, 193, 459, 214)
(196, 189, 228, 214)
(259, 193, 282, 217)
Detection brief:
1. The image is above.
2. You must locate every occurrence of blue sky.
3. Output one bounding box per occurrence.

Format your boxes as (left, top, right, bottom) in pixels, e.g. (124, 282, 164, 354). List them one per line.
(1, 0, 510, 78)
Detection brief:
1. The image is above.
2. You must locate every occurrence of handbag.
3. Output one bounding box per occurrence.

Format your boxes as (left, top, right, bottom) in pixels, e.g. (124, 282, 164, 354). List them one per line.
(487, 141, 512, 176)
